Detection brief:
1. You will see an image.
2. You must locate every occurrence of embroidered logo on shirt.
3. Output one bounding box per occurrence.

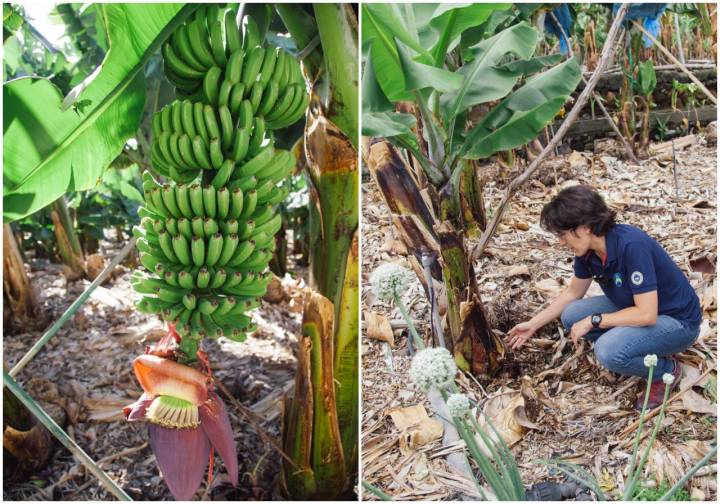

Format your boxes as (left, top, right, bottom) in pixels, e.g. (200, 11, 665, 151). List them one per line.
(631, 271, 644, 285)
(614, 272, 623, 287)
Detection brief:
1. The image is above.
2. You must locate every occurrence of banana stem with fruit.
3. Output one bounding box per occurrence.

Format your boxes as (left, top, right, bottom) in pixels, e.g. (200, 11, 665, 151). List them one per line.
(128, 5, 309, 499)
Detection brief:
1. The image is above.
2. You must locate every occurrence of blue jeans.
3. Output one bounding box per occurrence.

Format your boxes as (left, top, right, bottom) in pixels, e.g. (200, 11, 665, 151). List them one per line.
(560, 296, 700, 381)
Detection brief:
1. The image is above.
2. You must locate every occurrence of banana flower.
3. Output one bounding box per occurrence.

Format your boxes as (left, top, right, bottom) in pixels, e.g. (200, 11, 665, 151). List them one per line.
(124, 354, 238, 500)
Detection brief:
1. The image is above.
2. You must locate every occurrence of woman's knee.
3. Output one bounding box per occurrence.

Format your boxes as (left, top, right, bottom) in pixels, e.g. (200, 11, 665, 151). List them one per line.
(560, 300, 583, 331)
(594, 332, 629, 370)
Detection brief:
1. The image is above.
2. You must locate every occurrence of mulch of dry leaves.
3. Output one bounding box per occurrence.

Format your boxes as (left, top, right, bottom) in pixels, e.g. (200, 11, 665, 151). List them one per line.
(361, 136, 717, 501)
(4, 247, 307, 500)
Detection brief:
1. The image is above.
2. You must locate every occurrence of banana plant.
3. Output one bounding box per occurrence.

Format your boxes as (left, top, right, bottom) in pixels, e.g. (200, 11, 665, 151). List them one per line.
(362, 3, 581, 376)
(125, 5, 311, 499)
(636, 59, 657, 152)
(275, 4, 359, 499)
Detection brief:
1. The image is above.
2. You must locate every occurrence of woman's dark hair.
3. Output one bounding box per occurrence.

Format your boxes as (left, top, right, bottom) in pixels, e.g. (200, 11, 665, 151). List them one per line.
(540, 185, 616, 236)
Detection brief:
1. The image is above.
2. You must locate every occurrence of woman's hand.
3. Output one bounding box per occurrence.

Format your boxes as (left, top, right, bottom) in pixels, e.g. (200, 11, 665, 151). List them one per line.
(569, 316, 593, 345)
(506, 321, 538, 350)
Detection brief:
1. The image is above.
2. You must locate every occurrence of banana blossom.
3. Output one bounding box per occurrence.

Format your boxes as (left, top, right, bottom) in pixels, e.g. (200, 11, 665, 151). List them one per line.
(124, 354, 238, 500)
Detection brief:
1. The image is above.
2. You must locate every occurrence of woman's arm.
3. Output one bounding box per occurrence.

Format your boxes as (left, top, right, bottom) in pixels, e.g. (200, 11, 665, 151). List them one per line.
(507, 276, 591, 349)
(569, 290, 658, 344)
(528, 276, 593, 329)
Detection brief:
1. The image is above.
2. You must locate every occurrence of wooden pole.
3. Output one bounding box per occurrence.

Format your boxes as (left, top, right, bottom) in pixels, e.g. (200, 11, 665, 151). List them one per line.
(633, 20, 717, 105)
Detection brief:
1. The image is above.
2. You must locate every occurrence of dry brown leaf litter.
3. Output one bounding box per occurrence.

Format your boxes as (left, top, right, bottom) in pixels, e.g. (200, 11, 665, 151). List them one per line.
(361, 140, 717, 501)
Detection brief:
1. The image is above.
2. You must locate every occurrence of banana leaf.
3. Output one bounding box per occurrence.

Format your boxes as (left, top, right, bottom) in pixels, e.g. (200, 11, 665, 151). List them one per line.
(3, 4, 193, 222)
(460, 56, 581, 159)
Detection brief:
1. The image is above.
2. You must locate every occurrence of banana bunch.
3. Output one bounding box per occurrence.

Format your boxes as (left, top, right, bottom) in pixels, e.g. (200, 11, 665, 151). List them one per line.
(161, 5, 307, 128)
(133, 6, 307, 346)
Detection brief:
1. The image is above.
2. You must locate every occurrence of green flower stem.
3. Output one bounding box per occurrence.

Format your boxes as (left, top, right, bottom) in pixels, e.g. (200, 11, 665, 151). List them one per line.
(440, 388, 507, 500)
(660, 444, 717, 501)
(625, 381, 673, 500)
(394, 293, 424, 350)
(362, 480, 394, 501)
(9, 237, 137, 378)
(626, 364, 655, 482)
(449, 382, 524, 499)
(4, 371, 132, 501)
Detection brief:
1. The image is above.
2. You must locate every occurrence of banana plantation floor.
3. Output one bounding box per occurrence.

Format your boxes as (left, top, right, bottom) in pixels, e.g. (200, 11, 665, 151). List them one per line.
(361, 137, 717, 501)
(4, 250, 307, 500)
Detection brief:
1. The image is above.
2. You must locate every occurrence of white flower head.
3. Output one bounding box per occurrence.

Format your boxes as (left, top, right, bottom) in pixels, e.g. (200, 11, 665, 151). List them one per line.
(446, 393, 470, 418)
(370, 263, 414, 302)
(644, 354, 658, 368)
(662, 373, 675, 385)
(409, 347, 458, 391)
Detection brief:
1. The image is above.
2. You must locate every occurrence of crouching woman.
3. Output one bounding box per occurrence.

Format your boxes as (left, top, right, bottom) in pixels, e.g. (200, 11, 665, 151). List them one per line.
(507, 185, 701, 409)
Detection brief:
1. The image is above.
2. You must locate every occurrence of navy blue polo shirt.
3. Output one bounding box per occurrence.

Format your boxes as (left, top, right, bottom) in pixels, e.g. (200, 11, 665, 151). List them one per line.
(573, 224, 701, 326)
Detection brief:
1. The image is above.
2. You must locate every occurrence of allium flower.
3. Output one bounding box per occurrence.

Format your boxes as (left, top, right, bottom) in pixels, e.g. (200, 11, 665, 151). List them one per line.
(643, 354, 658, 368)
(409, 347, 457, 391)
(124, 355, 237, 500)
(370, 263, 414, 302)
(662, 373, 675, 384)
(446, 393, 470, 418)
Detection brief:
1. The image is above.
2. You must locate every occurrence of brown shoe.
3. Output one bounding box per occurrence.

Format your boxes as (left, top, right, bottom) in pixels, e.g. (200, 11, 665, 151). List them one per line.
(634, 359, 682, 410)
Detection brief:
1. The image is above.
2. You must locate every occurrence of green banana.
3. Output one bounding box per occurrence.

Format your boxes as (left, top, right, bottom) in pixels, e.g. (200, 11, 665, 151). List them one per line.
(242, 16, 261, 51)
(172, 235, 192, 265)
(218, 105, 234, 151)
(163, 42, 204, 79)
(206, 233, 223, 266)
(202, 185, 217, 218)
(209, 20, 227, 66)
(189, 184, 205, 217)
(216, 187, 231, 219)
(191, 236, 206, 266)
(209, 139, 224, 169)
(247, 117, 266, 156)
(229, 83, 246, 114)
(218, 80, 233, 108)
(212, 159, 235, 189)
(175, 185, 193, 218)
(187, 17, 216, 69)
(203, 217, 219, 236)
(181, 100, 197, 138)
(191, 136, 212, 169)
(196, 267, 211, 288)
(209, 268, 227, 288)
(226, 239, 256, 267)
(239, 189, 258, 220)
(173, 25, 205, 72)
(219, 219, 239, 235)
(229, 188, 244, 219)
(226, 49, 245, 84)
(234, 144, 275, 179)
(225, 9, 242, 53)
(177, 219, 192, 241)
(241, 46, 265, 89)
(193, 102, 210, 143)
(203, 66, 222, 106)
(258, 79, 279, 116)
(203, 105, 221, 141)
(217, 234, 239, 266)
(191, 217, 205, 238)
(258, 48, 278, 87)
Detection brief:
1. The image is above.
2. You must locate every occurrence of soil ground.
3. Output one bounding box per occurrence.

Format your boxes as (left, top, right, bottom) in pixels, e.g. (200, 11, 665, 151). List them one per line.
(361, 137, 717, 500)
(4, 245, 308, 500)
